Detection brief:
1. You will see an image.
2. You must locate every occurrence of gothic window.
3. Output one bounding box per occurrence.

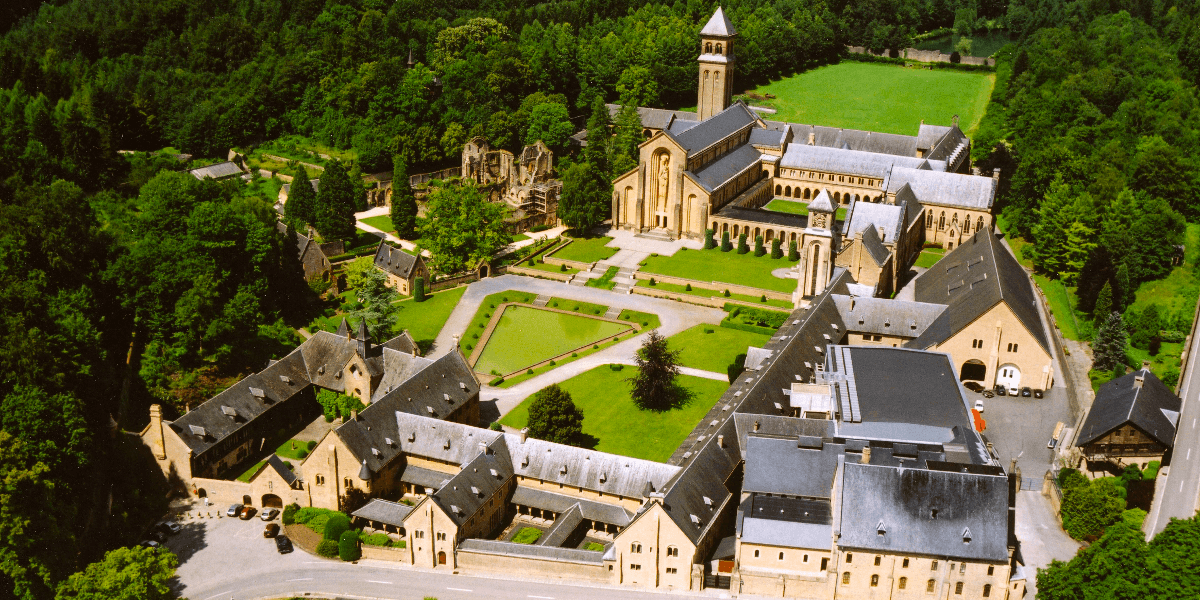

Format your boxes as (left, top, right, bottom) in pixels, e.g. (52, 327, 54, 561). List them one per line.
(939, 212, 946, 230)
(716, 43, 723, 54)
(977, 217, 984, 231)
(705, 42, 712, 53)
(631, 542, 643, 553)
(927, 580, 936, 592)
(843, 573, 851, 585)
(900, 577, 908, 589)
(871, 575, 879, 587)
(776, 184, 782, 195)
(667, 546, 678, 557)
(984, 584, 992, 597)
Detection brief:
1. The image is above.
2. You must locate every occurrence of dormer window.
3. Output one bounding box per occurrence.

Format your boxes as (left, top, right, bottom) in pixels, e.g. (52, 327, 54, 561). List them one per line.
(962, 527, 972, 544)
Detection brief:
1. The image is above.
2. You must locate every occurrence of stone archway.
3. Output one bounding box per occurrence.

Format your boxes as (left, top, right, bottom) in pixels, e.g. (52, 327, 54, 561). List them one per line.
(960, 360, 986, 382)
(242, 495, 252, 506)
(262, 494, 283, 509)
(438, 551, 447, 565)
(197, 488, 207, 498)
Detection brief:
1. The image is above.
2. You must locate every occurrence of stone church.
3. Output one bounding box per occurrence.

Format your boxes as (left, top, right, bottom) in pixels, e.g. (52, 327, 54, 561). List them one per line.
(610, 7, 999, 299)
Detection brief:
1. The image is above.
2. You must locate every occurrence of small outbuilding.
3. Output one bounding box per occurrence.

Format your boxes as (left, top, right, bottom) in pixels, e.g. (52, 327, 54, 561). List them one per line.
(1076, 368, 1180, 469)
(373, 241, 429, 296)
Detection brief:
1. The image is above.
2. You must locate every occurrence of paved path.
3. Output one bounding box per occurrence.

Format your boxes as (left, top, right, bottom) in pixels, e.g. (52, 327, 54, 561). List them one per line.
(428, 275, 728, 420)
(1145, 303, 1200, 536)
(1015, 490, 1081, 597)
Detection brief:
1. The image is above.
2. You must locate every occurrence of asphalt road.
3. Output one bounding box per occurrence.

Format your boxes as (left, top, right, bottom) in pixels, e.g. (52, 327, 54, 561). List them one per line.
(167, 513, 717, 600)
(1146, 325, 1200, 536)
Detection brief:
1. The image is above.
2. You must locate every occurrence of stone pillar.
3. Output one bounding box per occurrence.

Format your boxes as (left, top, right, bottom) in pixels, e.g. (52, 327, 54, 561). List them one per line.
(148, 404, 166, 460)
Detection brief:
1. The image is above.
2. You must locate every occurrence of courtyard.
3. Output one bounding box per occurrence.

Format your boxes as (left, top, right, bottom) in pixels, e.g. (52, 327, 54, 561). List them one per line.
(667, 324, 772, 374)
(547, 235, 618, 263)
(473, 306, 633, 376)
(638, 246, 798, 293)
(762, 198, 848, 220)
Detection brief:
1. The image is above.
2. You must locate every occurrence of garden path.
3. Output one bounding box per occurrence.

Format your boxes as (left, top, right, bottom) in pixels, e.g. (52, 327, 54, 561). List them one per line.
(353, 206, 568, 259)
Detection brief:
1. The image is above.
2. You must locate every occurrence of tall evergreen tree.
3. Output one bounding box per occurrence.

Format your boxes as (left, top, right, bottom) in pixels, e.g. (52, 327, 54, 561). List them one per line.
(316, 160, 359, 242)
(1115, 264, 1133, 312)
(627, 330, 685, 412)
(526, 384, 584, 445)
(1093, 282, 1113, 324)
(287, 166, 317, 229)
(559, 161, 610, 233)
(389, 155, 418, 239)
(583, 96, 610, 176)
(610, 102, 642, 177)
(1093, 312, 1128, 372)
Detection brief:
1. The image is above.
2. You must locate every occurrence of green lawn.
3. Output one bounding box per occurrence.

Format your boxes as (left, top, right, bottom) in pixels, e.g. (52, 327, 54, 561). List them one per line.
(512, 233, 530, 242)
(639, 247, 797, 293)
(551, 236, 618, 263)
(361, 215, 396, 233)
(275, 439, 314, 460)
(521, 260, 580, 275)
(762, 199, 847, 220)
(668, 324, 772, 373)
(512, 527, 543, 544)
(547, 297, 609, 316)
(585, 266, 620, 290)
(742, 62, 995, 137)
(461, 292, 540, 356)
(1035, 274, 1083, 342)
(499, 366, 729, 462)
(995, 215, 1034, 269)
(1127, 223, 1200, 320)
(617, 309, 661, 331)
(474, 307, 631, 375)
(915, 249, 946, 268)
(394, 286, 467, 350)
(636, 279, 793, 308)
(236, 460, 267, 482)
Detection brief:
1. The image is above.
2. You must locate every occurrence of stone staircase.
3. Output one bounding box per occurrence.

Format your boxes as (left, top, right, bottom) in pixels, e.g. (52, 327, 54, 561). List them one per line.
(634, 229, 676, 243)
(532, 295, 551, 307)
(603, 306, 623, 319)
(613, 267, 637, 294)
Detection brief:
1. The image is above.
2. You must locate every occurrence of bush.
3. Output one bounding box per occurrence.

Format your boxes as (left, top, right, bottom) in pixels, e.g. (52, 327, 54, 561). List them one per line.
(295, 448, 309, 459)
(316, 540, 339, 558)
(323, 514, 351, 541)
(593, 344, 599, 349)
(753, 235, 765, 257)
(723, 289, 731, 297)
(531, 224, 550, 232)
(737, 234, 749, 254)
(703, 228, 716, 250)
(685, 283, 692, 291)
(339, 530, 361, 561)
(609, 364, 624, 371)
(527, 368, 534, 374)
(489, 421, 503, 431)
(770, 238, 783, 259)
(720, 231, 732, 252)
(512, 527, 543, 544)
(413, 276, 426, 302)
(306, 440, 317, 451)
(788, 240, 799, 261)
(549, 360, 556, 365)
(649, 278, 656, 286)
(760, 294, 767, 302)
(361, 532, 392, 547)
(282, 503, 300, 525)
(489, 376, 504, 385)
(571, 352, 578, 357)
(703, 327, 714, 333)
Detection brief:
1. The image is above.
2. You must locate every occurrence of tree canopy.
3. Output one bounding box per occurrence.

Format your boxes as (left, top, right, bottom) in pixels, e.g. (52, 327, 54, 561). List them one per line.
(627, 330, 688, 411)
(417, 184, 511, 274)
(526, 384, 584, 445)
(53, 547, 177, 600)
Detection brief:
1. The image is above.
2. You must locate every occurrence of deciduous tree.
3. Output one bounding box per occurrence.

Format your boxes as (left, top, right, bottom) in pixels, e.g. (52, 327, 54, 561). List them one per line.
(54, 547, 177, 600)
(526, 384, 583, 445)
(417, 184, 510, 274)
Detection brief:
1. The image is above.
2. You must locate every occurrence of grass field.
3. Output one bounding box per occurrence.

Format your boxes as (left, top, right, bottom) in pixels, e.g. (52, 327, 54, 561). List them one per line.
(499, 366, 728, 462)
(474, 306, 631, 375)
(668, 324, 771, 373)
(915, 248, 946, 268)
(636, 279, 793, 308)
(361, 215, 396, 233)
(394, 286, 467, 350)
(551, 236, 618, 263)
(742, 62, 994, 137)
(763, 199, 847, 220)
(639, 247, 797, 293)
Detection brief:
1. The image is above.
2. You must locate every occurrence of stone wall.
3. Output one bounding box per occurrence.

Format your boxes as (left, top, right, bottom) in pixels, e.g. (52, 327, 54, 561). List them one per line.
(632, 270, 793, 302)
(361, 544, 412, 564)
(506, 266, 574, 282)
(456, 546, 609, 583)
(845, 45, 995, 67)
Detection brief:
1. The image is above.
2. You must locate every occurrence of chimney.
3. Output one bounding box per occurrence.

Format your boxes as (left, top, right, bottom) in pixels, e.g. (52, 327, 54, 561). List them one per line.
(411, 346, 418, 357)
(861, 446, 872, 464)
(479, 441, 488, 455)
(520, 427, 528, 443)
(148, 404, 166, 460)
(1134, 372, 1146, 389)
(992, 168, 1001, 185)
(717, 435, 725, 448)
(753, 420, 760, 432)
(351, 409, 359, 421)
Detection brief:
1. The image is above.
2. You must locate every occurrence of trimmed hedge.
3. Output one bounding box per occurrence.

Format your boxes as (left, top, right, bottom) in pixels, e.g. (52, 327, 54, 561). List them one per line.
(282, 503, 300, 525)
(721, 320, 777, 336)
(316, 540, 339, 558)
(339, 530, 362, 561)
(324, 513, 351, 541)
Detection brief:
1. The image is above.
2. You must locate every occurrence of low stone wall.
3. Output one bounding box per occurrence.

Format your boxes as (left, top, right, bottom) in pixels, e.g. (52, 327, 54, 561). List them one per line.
(430, 272, 479, 292)
(361, 544, 411, 564)
(633, 270, 792, 302)
(409, 167, 460, 188)
(542, 239, 598, 271)
(846, 45, 995, 67)
(457, 544, 609, 583)
(191, 476, 310, 509)
(507, 266, 573, 282)
(631, 286, 790, 311)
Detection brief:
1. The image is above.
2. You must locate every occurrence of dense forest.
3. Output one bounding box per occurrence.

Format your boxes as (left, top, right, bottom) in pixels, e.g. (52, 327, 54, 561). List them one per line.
(3, 0, 1200, 598)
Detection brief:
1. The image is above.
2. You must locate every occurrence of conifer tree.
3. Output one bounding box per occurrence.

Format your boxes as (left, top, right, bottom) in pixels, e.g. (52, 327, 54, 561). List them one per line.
(526, 384, 583, 445)
(287, 166, 317, 229)
(721, 231, 732, 252)
(771, 238, 783, 259)
(610, 103, 642, 177)
(1092, 312, 1128, 372)
(390, 155, 418, 239)
(788, 240, 799, 261)
(316, 159, 359, 242)
(1093, 282, 1113, 324)
(754, 235, 765, 257)
(583, 96, 610, 176)
(627, 331, 685, 412)
(737, 233, 749, 254)
(704, 228, 715, 250)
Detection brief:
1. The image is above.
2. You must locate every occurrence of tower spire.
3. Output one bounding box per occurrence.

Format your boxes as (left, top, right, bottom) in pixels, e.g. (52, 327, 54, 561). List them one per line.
(696, 7, 737, 120)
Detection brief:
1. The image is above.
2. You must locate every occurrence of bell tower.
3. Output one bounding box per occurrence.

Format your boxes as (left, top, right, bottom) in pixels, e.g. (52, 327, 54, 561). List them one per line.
(697, 7, 737, 120)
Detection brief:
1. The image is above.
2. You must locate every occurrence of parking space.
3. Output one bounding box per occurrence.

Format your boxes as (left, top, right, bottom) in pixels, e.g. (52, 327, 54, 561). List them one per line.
(972, 384, 1073, 478)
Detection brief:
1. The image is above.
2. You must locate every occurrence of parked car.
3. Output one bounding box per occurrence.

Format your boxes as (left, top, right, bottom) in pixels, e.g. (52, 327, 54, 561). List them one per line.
(239, 506, 256, 520)
(982, 390, 994, 398)
(974, 399, 985, 413)
(158, 521, 182, 535)
(963, 381, 985, 393)
(275, 535, 294, 554)
(264, 523, 280, 538)
(139, 540, 160, 549)
(1020, 387, 1032, 397)
(1007, 385, 1019, 396)
(226, 504, 242, 517)
(149, 530, 167, 543)
(1033, 389, 1044, 399)
(260, 508, 279, 521)
(1048, 421, 1065, 449)
(994, 385, 1007, 397)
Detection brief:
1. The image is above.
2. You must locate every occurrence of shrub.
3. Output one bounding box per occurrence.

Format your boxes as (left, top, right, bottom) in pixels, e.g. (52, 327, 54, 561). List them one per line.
(361, 532, 392, 547)
(572, 352, 578, 357)
(703, 327, 714, 333)
(737, 234, 749, 254)
(551, 301, 558, 307)
(307, 440, 317, 451)
(282, 503, 300, 525)
(489, 421, 503, 431)
(323, 514, 351, 541)
(724, 289, 731, 297)
(531, 224, 550, 232)
(788, 240, 798, 261)
(512, 527, 543, 544)
(489, 377, 504, 385)
(464, 343, 473, 351)
(295, 448, 309, 459)
(339, 530, 362, 561)
(413, 276, 426, 302)
(754, 235, 765, 256)
(720, 231, 732, 252)
(760, 294, 767, 302)
(685, 283, 692, 291)
(641, 321, 648, 326)
(316, 540, 339, 558)
(1144, 460, 1161, 479)
(651, 253, 658, 257)
(649, 278, 656, 286)
(549, 360, 556, 365)
(770, 238, 783, 259)
(609, 364, 624, 371)
(527, 368, 534, 374)
(703, 228, 715, 250)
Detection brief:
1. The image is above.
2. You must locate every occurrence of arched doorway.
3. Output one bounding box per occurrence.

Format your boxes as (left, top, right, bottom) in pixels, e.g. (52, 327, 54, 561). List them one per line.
(960, 360, 986, 382)
(479, 264, 489, 278)
(262, 494, 283, 509)
(242, 495, 252, 506)
(996, 364, 1021, 391)
(438, 551, 447, 565)
(197, 488, 207, 498)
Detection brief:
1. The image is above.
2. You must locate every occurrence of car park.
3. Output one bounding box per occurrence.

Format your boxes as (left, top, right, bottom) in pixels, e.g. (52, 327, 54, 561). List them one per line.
(1020, 387, 1032, 397)
(973, 399, 985, 413)
(260, 508, 279, 521)
(1007, 385, 1019, 396)
(963, 381, 984, 393)
(982, 389, 994, 398)
(226, 504, 242, 517)
(239, 506, 256, 520)
(994, 385, 1006, 396)
(263, 523, 280, 538)
(275, 535, 294, 554)
(158, 521, 182, 535)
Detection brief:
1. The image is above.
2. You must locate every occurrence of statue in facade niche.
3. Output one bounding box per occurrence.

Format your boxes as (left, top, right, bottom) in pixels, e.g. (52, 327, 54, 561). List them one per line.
(656, 154, 670, 211)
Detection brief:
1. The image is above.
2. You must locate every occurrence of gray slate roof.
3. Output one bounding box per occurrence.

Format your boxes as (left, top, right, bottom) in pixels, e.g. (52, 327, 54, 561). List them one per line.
(700, 7, 737, 36)
(909, 228, 1049, 353)
(539, 502, 584, 547)
(264, 454, 299, 487)
(511, 486, 633, 526)
(458, 539, 604, 565)
(1077, 369, 1181, 447)
(843, 201, 904, 244)
(669, 102, 758, 155)
(787, 124, 919, 157)
(604, 104, 698, 131)
(885, 166, 995, 210)
(732, 414, 835, 459)
(749, 128, 787, 148)
(427, 440, 514, 528)
(189, 161, 243, 180)
(504, 433, 679, 500)
(715, 205, 807, 228)
(833, 295, 946, 338)
(837, 462, 1010, 562)
(353, 498, 415, 527)
(374, 242, 421, 279)
(743, 436, 847, 498)
(916, 124, 954, 150)
(400, 465, 452, 490)
(809, 188, 834, 213)
(688, 144, 762, 192)
(741, 495, 833, 549)
(859, 226, 891, 266)
(780, 144, 935, 179)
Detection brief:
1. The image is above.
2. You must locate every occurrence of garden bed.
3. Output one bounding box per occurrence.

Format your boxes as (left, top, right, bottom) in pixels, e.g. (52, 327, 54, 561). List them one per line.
(472, 305, 631, 376)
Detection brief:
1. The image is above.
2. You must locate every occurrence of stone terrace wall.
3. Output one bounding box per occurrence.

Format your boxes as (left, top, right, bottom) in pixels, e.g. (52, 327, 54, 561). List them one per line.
(362, 544, 412, 564)
(846, 45, 995, 67)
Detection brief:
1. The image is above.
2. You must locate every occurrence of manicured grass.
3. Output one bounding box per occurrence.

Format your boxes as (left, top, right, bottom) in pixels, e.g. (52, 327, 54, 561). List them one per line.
(475, 306, 631, 375)
(585, 266, 620, 290)
(617, 309, 661, 331)
(585, 542, 606, 551)
(499, 366, 729, 462)
(512, 233, 531, 242)
(462, 292, 540, 356)
(762, 200, 846, 220)
(512, 527, 543, 544)
(394, 286, 467, 350)
(1034, 274, 1083, 342)
(360, 215, 396, 233)
(742, 62, 995, 137)
(521, 260, 580, 275)
(995, 215, 1034, 269)
(668, 324, 772, 374)
(639, 247, 797, 293)
(547, 297, 609, 316)
(236, 460, 267, 482)
(551, 236, 617, 263)
(492, 333, 631, 388)
(275, 439, 315, 460)
(636, 279, 794, 308)
(915, 250, 946, 268)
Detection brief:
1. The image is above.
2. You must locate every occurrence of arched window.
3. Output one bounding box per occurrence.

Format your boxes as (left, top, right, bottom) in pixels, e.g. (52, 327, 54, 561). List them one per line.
(344, 477, 353, 489)
(951, 213, 959, 229)
(778, 551, 784, 560)
(977, 216, 984, 231)
(983, 584, 992, 597)
(843, 572, 851, 585)
(785, 186, 792, 197)
(804, 188, 811, 200)
(939, 212, 946, 230)
(775, 184, 782, 195)
(834, 191, 841, 203)
(963, 218, 970, 234)
(667, 546, 678, 557)
(956, 582, 964, 594)
(927, 579, 936, 592)
(631, 542, 642, 553)
(899, 577, 907, 589)
(716, 43, 723, 55)
(871, 574, 879, 587)
(927, 212, 933, 228)
(705, 42, 712, 53)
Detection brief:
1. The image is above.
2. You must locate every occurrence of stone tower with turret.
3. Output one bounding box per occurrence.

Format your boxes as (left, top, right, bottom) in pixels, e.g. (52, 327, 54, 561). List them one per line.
(697, 7, 737, 120)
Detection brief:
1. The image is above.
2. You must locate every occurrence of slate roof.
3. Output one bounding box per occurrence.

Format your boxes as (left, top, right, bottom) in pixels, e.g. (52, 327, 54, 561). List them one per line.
(885, 166, 995, 210)
(916, 124, 954, 150)
(700, 7, 737, 36)
(189, 161, 243, 180)
(458, 539, 604, 564)
(926, 125, 968, 163)
(859, 226, 891, 266)
(400, 465, 452, 490)
(909, 228, 1049, 353)
(787, 124, 920, 157)
(1077, 369, 1181, 447)
(749, 128, 787, 148)
(374, 242, 421, 279)
(511, 486, 634, 526)
(780, 144, 935, 179)
(743, 436, 847, 498)
(427, 440, 514, 528)
(714, 205, 807, 228)
(837, 462, 1010, 562)
(732, 414, 835, 459)
(604, 105, 699, 131)
(264, 454, 300, 487)
(353, 498, 415, 528)
(740, 495, 833, 549)
(540, 503, 584, 547)
(808, 188, 834, 213)
(669, 102, 758, 155)
(832, 296, 946, 338)
(504, 433, 679, 500)
(843, 201, 904, 244)
(688, 144, 763, 192)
